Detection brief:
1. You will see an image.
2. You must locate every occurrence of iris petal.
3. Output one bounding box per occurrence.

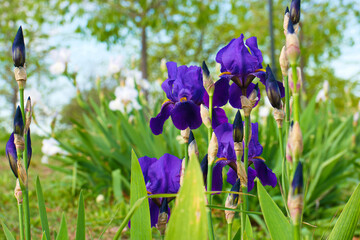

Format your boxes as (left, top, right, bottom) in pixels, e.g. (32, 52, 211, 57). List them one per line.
(252, 158, 277, 188)
(170, 101, 202, 130)
(212, 108, 228, 129)
(150, 101, 175, 135)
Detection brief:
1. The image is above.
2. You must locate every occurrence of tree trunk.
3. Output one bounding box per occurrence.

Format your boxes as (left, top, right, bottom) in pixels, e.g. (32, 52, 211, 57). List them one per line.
(141, 26, 148, 80)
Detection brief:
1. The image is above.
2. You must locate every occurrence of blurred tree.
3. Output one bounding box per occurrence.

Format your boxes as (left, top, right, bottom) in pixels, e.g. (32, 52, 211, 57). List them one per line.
(0, 1, 54, 117)
(58, 0, 359, 105)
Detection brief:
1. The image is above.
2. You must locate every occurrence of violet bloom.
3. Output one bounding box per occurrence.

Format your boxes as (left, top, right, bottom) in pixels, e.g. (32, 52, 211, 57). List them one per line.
(150, 62, 205, 135)
(6, 131, 32, 178)
(206, 122, 276, 192)
(265, 65, 285, 109)
(138, 153, 182, 227)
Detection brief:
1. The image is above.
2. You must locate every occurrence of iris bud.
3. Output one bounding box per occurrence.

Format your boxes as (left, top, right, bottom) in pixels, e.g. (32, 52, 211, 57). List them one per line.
(286, 19, 300, 65)
(12, 26, 26, 67)
(202, 61, 215, 96)
(14, 106, 24, 135)
(290, 0, 301, 25)
(157, 198, 168, 235)
(288, 67, 302, 92)
(289, 121, 303, 158)
(279, 46, 289, 77)
(288, 162, 303, 224)
(225, 179, 241, 224)
(200, 104, 211, 129)
(207, 132, 218, 165)
(233, 110, 244, 143)
(200, 154, 208, 184)
(188, 130, 199, 158)
(283, 6, 290, 35)
(265, 65, 282, 109)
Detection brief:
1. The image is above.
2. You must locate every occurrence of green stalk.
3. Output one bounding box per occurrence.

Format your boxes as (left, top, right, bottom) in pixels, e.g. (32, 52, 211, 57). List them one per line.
(227, 223, 232, 240)
(294, 223, 300, 240)
(284, 75, 290, 146)
(291, 65, 300, 123)
(236, 150, 245, 239)
(17, 203, 24, 240)
(278, 126, 290, 217)
(207, 92, 215, 240)
(19, 88, 31, 240)
(241, 116, 250, 240)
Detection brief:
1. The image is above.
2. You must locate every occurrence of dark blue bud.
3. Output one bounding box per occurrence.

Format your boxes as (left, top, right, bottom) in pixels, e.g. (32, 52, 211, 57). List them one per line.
(12, 26, 26, 67)
(160, 198, 168, 214)
(285, 6, 289, 15)
(189, 130, 195, 145)
(265, 65, 282, 109)
(287, 17, 295, 34)
(200, 154, 208, 183)
(202, 61, 210, 78)
(290, 0, 301, 24)
(292, 162, 303, 195)
(233, 110, 243, 142)
(14, 106, 24, 135)
(231, 179, 241, 199)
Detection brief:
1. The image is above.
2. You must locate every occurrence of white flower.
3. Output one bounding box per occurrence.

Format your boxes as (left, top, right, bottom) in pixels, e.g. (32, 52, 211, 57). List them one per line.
(50, 61, 66, 75)
(41, 138, 66, 156)
(108, 55, 124, 75)
(109, 86, 142, 113)
(96, 194, 105, 203)
(259, 106, 270, 118)
(316, 80, 330, 103)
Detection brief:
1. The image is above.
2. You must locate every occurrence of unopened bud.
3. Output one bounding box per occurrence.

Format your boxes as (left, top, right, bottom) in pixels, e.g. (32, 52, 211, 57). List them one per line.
(207, 132, 218, 165)
(279, 46, 289, 77)
(12, 26, 26, 67)
(288, 162, 303, 224)
(225, 179, 241, 224)
(283, 7, 290, 35)
(202, 61, 215, 96)
(24, 97, 32, 134)
(288, 67, 302, 92)
(233, 110, 244, 143)
(157, 199, 169, 236)
(286, 19, 300, 65)
(289, 122, 303, 158)
(188, 131, 199, 158)
(14, 106, 24, 135)
(181, 128, 190, 143)
(200, 104, 212, 128)
(265, 65, 283, 109)
(290, 0, 301, 25)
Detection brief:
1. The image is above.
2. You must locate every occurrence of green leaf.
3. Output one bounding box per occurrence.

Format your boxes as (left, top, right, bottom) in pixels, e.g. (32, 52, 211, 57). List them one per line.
(328, 184, 360, 240)
(75, 191, 86, 240)
(42, 231, 47, 240)
(244, 215, 253, 240)
(129, 150, 152, 239)
(165, 152, 208, 239)
(56, 213, 69, 240)
(0, 220, 15, 240)
(257, 182, 292, 240)
(36, 176, 51, 240)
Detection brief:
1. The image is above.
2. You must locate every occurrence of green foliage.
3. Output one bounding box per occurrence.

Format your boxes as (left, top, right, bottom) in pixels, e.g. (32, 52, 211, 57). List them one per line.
(0, 221, 15, 240)
(129, 150, 152, 240)
(56, 214, 69, 240)
(327, 184, 360, 240)
(36, 176, 51, 240)
(257, 181, 292, 240)
(75, 192, 86, 240)
(165, 152, 208, 239)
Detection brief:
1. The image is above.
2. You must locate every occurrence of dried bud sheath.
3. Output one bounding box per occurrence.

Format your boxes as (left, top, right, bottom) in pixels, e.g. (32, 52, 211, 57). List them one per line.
(207, 132, 218, 165)
(200, 104, 212, 129)
(202, 61, 215, 96)
(279, 46, 289, 77)
(225, 179, 241, 224)
(24, 97, 32, 134)
(181, 128, 190, 143)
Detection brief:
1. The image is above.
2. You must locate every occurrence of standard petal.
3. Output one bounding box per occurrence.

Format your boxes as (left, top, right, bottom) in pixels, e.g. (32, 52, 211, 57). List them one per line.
(150, 101, 175, 135)
(212, 108, 228, 129)
(252, 158, 277, 188)
(214, 123, 236, 160)
(216, 38, 236, 73)
(138, 156, 157, 183)
(247, 167, 257, 191)
(245, 37, 263, 68)
(170, 101, 202, 130)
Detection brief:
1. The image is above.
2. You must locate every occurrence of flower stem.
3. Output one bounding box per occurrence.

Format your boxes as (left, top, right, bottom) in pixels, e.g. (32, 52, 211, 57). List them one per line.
(241, 116, 250, 240)
(17, 203, 24, 240)
(284, 75, 290, 143)
(294, 223, 300, 240)
(278, 126, 290, 217)
(227, 223, 232, 240)
(19, 88, 31, 240)
(207, 93, 215, 240)
(291, 65, 300, 123)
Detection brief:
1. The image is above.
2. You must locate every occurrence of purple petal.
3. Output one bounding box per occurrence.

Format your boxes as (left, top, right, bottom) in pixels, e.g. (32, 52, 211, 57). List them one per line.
(150, 101, 175, 135)
(252, 158, 277, 188)
(6, 133, 18, 178)
(248, 122, 263, 159)
(278, 80, 285, 98)
(216, 38, 236, 73)
(228, 82, 261, 109)
(212, 108, 228, 129)
(170, 101, 202, 130)
(147, 153, 182, 194)
(203, 78, 230, 107)
(149, 199, 160, 227)
(245, 37, 263, 68)
(226, 167, 237, 185)
(247, 167, 257, 191)
(214, 123, 236, 160)
(212, 159, 232, 191)
(138, 156, 157, 183)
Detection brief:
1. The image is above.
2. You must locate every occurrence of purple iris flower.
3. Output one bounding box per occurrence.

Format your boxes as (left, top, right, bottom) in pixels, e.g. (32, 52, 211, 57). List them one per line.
(150, 62, 205, 135)
(138, 153, 182, 227)
(207, 122, 276, 192)
(6, 130, 32, 178)
(216, 34, 266, 88)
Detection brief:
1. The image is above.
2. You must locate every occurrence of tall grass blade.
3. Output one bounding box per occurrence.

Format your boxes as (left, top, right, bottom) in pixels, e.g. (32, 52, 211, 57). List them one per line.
(56, 213, 69, 240)
(75, 191, 86, 240)
(0, 220, 16, 240)
(36, 176, 51, 240)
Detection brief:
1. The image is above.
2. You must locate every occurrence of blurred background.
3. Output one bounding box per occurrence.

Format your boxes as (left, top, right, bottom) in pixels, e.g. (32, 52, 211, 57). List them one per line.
(0, 0, 359, 239)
